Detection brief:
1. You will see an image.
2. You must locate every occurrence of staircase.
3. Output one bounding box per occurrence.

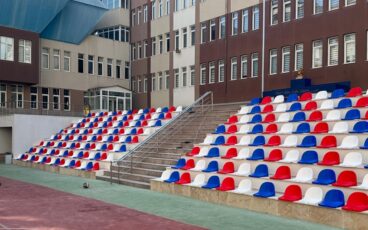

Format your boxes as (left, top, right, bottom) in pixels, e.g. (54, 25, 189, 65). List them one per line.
(97, 97, 241, 189)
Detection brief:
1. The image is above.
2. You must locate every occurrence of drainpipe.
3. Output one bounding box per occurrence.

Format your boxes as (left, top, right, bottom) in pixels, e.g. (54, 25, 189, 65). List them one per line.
(261, 0, 266, 97)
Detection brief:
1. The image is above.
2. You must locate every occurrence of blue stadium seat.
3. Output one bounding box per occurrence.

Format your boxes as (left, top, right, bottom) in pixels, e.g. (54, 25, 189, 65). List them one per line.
(248, 98, 261, 106)
(162, 107, 169, 113)
(313, 169, 336, 185)
(75, 151, 84, 159)
(77, 136, 83, 141)
(248, 106, 261, 115)
(102, 122, 108, 128)
(61, 150, 69, 157)
(202, 176, 220, 189)
(249, 136, 266, 146)
(330, 89, 345, 99)
(248, 124, 263, 134)
(350, 121, 368, 133)
(91, 136, 97, 142)
(253, 182, 275, 198)
(212, 136, 225, 145)
(319, 189, 345, 208)
(82, 162, 94, 171)
(118, 145, 126, 152)
(286, 93, 298, 103)
(129, 128, 137, 135)
(97, 129, 103, 134)
(298, 150, 319, 164)
(249, 164, 268, 178)
(205, 148, 220, 158)
(158, 113, 165, 120)
(164, 171, 180, 183)
(360, 138, 368, 149)
(107, 117, 112, 122)
(297, 135, 317, 148)
(336, 98, 352, 109)
(213, 125, 226, 134)
(172, 158, 186, 169)
(293, 123, 310, 134)
(107, 136, 114, 142)
(249, 114, 262, 124)
(246, 148, 265, 161)
(67, 160, 76, 168)
(113, 129, 119, 135)
(202, 161, 219, 172)
(125, 136, 132, 143)
(49, 149, 56, 156)
(342, 109, 360, 120)
(122, 116, 128, 121)
(94, 152, 101, 160)
(143, 108, 150, 114)
(287, 102, 302, 112)
(154, 120, 162, 127)
(52, 158, 61, 166)
(100, 144, 107, 151)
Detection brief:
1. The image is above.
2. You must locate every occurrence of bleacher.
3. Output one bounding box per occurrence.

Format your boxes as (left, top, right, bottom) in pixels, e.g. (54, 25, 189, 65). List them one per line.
(15, 106, 182, 172)
(156, 87, 368, 213)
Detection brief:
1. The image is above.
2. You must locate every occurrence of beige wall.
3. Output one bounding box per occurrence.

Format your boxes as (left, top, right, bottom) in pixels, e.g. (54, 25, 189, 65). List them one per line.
(151, 90, 170, 107)
(200, 0, 227, 22)
(95, 8, 130, 29)
(151, 53, 170, 73)
(40, 36, 130, 91)
(0, 127, 12, 154)
(173, 6, 195, 30)
(173, 86, 195, 106)
(230, 0, 260, 12)
(151, 16, 170, 37)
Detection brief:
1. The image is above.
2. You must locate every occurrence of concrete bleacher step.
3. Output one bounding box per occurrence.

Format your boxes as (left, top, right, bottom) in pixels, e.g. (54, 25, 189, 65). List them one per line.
(118, 160, 170, 170)
(105, 171, 155, 184)
(110, 165, 163, 177)
(97, 175, 150, 189)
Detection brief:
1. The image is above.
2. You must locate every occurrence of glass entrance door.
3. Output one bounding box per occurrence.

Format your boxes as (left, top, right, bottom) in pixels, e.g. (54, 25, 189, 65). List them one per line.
(117, 97, 125, 111)
(108, 97, 116, 111)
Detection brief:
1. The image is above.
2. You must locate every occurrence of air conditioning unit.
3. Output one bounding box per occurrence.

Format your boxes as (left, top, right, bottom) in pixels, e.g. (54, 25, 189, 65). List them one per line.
(175, 49, 181, 54)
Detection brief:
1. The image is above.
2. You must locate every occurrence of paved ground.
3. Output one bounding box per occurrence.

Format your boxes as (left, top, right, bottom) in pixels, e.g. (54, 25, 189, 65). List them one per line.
(0, 165, 340, 230)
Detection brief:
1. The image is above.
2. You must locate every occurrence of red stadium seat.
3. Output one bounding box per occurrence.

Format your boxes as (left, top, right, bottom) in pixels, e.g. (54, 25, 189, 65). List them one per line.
(131, 136, 139, 143)
(304, 101, 317, 111)
(354, 97, 368, 108)
(347, 87, 362, 98)
(137, 128, 144, 134)
(221, 148, 238, 159)
(218, 162, 235, 174)
(363, 111, 368, 120)
(119, 129, 125, 134)
(165, 113, 172, 120)
(263, 123, 278, 134)
(279, 185, 302, 202)
(261, 104, 274, 113)
(260, 96, 272, 105)
(307, 110, 323, 122)
(311, 122, 329, 134)
(145, 114, 151, 120)
(318, 151, 340, 166)
(342, 192, 368, 212)
(224, 136, 238, 146)
(264, 149, 283, 162)
(93, 162, 100, 170)
(82, 136, 88, 141)
(225, 116, 238, 124)
(101, 152, 108, 160)
(264, 135, 281, 147)
(83, 152, 89, 159)
(97, 136, 103, 141)
(108, 144, 114, 151)
(181, 159, 195, 170)
(103, 128, 108, 134)
(113, 135, 119, 142)
(270, 166, 291, 180)
(225, 125, 238, 134)
(299, 92, 312, 101)
(317, 135, 337, 148)
(186, 147, 200, 156)
(332, 171, 357, 187)
(150, 108, 156, 113)
(169, 106, 176, 112)
(175, 173, 191, 185)
(141, 120, 148, 127)
(216, 177, 235, 191)
(263, 113, 276, 123)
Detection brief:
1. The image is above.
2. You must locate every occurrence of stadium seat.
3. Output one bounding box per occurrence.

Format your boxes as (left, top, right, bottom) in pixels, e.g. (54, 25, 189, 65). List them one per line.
(249, 164, 268, 178)
(271, 166, 291, 180)
(262, 113, 275, 123)
(188, 174, 206, 187)
(238, 106, 249, 115)
(213, 125, 226, 134)
(287, 102, 302, 112)
(263, 123, 278, 134)
(239, 115, 250, 124)
(332, 171, 357, 187)
(290, 112, 306, 122)
(202, 176, 220, 189)
(237, 125, 250, 134)
(342, 109, 360, 121)
(192, 160, 206, 171)
(304, 101, 317, 111)
(290, 167, 313, 183)
(360, 138, 368, 149)
(311, 122, 329, 134)
(205, 148, 220, 158)
(211, 136, 225, 145)
(338, 136, 359, 149)
(286, 93, 298, 102)
(232, 179, 252, 194)
(280, 135, 298, 147)
(248, 124, 263, 134)
(248, 136, 265, 146)
(339, 152, 362, 167)
(342, 192, 368, 212)
(164, 171, 180, 183)
(224, 136, 238, 146)
(324, 110, 341, 121)
(278, 123, 293, 134)
(236, 136, 251, 146)
(202, 161, 219, 173)
(318, 151, 341, 166)
(253, 182, 275, 198)
(319, 100, 334, 110)
(356, 174, 368, 189)
(186, 147, 200, 156)
(233, 148, 250, 160)
(297, 135, 316, 148)
(307, 111, 323, 122)
(181, 159, 195, 170)
(279, 185, 302, 202)
(175, 172, 191, 185)
(293, 123, 310, 134)
(319, 189, 345, 208)
(218, 162, 235, 174)
(315, 90, 328, 100)
(216, 177, 235, 191)
(232, 163, 251, 176)
(222, 148, 238, 159)
(201, 136, 213, 145)
(248, 106, 261, 114)
(313, 169, 336, 185)
(299, 187, 323, 205)
(354, 97, 368, 108)
(273, 95, 284, 104)
(246, 149, 265, 161)
(248, 98, 261, 106)
(264, 149, 283, 162)
(330, 89, 345, 99)
(298, 150, 318, 164)
(300, 92, 312, 101)
(264, 135, 281, 146)
(249, 114, 262, 124)
(225, 125, 238, 134)
(277, 113, 290, 123)
(329, 122, 348, 134)
(347, 87, 362, 97)
(275, 103, 287, 113)
(225, 115, 238, 124)
(336, 98, 352, 109)
(261, 104, 274, 114)
(350, 121, 368, 133)
(317, 135, 337, 148)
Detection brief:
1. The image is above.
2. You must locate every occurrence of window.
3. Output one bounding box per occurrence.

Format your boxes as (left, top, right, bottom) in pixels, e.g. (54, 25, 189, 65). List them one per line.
(270, 49, 278, 75)
(11, 85, 23, 108)
(210, 20, 216, 41)
(42, 88, 49, 110)
(152, 0, 156, 19)
(137, 7, 141, 24)
(64, 51, 70, 72)
(165, 71, 170, 89)
(0, 84, 5, 108)
(283, 0, 291, 22)
(42, 48, 49, 69)
(88, 55, 94, 74)
(166, 0, 170, 15)
(107, 59, 113, 77)
(329, 0, 339, 10)
(201, 23, 207, 44)
(182, 67, 187, 87)
(94, 25, 130, 42)
(78, 53, 84, 73)
(116, 60, 121, 78)
(132, 10, 136, 27)
(132, 79, 136, 92)
(232, 12, 238, 36)
(152, 75, 157, 91)
(174, 69, 179, 88)
(166, 33, 170, 52)
(328, 37, 339, 66)
(30, 87, 37, 109)
(19, 39, 31, 63)
(138, 78, 142, 92)
(159, 73, 163, 90)
(125, 62, 130, 79)
(64, 89, 70, 111)
(144, 78, 148, 92)
(344, 33, 356, 64)
(144, 5, 148, 22)
(53, 89, 60, 110)
(98, 57, 103, 76)
(282, 46, 291, 73)
(52, 49, 60, 70)
(231, 57, 238, 80)
(312, 40, 323, 68)
(296, 0, 304, 19)
(191, 25, 196, 46)
(138, 42, 142, 59)
(252, 6, 259, 30)
(152, 37, 157, 55)
(200, 64, 206, 85)
(175, 0, 179, 11)
(218, 60, 225, 82)
(345, 0, 356, 6)
(242, 10, 249, 33)
(144, 41, 148, 57)
(159, 0, 163, 17)
(314, 0, 323, 14)
(241, 55, 248, 78)
(132, 44, 136, 60)
(219, 16, 226, 38)
(190, 66, 195, 86)
(271, 0, 278, 25)
(251, 53, 259, 77)
(159, 35, 163, 54)
(183, 28, 188, 48)
(208, 62, 215, 83)
(295, 44, 303, 71)
(0, 36, 14, 61)
(175, 31, 179, 50)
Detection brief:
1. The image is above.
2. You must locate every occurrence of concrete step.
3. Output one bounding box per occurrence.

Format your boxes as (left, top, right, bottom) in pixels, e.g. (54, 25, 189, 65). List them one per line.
(97, 175, 150, 189)
(110, 165, 163, 177)
(117, 160, 170, 170)
(105, 171, 155, 184)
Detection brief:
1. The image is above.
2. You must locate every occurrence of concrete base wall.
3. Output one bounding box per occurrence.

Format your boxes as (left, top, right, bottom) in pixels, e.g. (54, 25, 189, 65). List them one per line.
(0, 127, 12, 154)
(151, 180, 367, 230)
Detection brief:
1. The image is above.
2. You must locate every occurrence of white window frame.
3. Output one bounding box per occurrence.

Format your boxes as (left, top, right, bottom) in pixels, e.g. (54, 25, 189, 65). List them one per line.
(283, 0, 291, 22)
(42, 47, 49, 69)
(64, 51, 71, 72)
(219, 16, 226, 39)
(252, 6, 259, 30)
(329, 0, 339, 11)
(328, 37, 339, 66)
(296, 0, 304, 19)
(209, 62, 215, 84)
(231, 57, 238, 80)
(218, 60, 225, 82)
(251, 53, 259, 77)
(232, 12, 238, 36)
(269, 49, 278, 75)
(18, 39, 32, 64)
(344, 33, 356, 64)
(282, 46, 291, 73)
(312, 40, 323, 69)
(294, 43, 303, 71)
(241, 55, 248, 79)
(314, 0, 323, 14)
(345, 0, 356, 7)
(200, 64, 206, 85)
(270, 0, 278, 26)
(0, 36, 14, 61)
(242, 9, 248, 33)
